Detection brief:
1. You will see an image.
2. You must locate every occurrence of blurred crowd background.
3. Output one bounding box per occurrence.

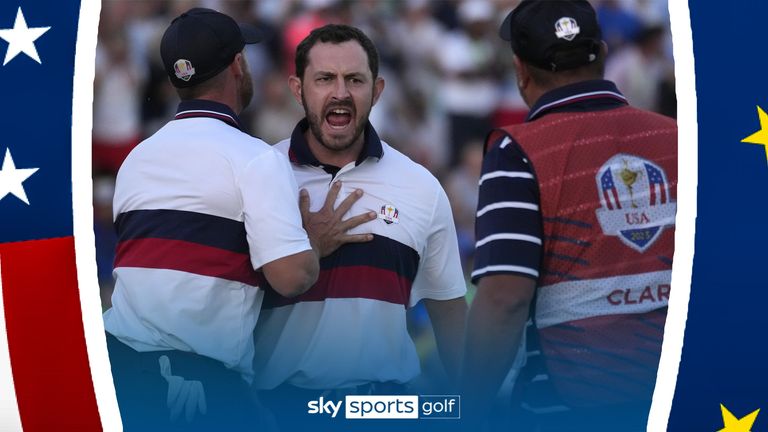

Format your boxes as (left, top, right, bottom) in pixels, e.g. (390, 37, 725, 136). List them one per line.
(92, 0, 674, 387)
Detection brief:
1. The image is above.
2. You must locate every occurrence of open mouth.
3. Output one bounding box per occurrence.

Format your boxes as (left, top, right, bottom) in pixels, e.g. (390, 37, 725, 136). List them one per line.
(325, 107, 353, 130)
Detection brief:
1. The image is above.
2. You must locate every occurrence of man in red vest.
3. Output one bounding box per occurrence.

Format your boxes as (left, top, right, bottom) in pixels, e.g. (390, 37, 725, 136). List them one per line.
(461, 1, 677, 431)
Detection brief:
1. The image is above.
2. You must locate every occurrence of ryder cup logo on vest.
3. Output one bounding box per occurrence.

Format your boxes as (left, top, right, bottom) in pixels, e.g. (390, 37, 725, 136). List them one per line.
(554, 17, 580, 41)
(595, 154, 676, 252)
(174, 59, 196, 81)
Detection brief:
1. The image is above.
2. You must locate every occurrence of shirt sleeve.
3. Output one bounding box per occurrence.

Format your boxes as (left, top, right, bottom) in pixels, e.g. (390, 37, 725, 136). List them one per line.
(410, 185, 468, 307)
(471, 135, 543, 284)
(239, 149, 312, 270)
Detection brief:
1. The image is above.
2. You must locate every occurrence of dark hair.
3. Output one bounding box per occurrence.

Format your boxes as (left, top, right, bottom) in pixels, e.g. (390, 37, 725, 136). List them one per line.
(294, 24, 379, 80)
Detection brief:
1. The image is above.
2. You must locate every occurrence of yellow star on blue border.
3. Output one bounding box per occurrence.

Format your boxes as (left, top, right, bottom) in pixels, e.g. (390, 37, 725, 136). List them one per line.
(742, 106, 768, 165)
(718, 404, 760, 432)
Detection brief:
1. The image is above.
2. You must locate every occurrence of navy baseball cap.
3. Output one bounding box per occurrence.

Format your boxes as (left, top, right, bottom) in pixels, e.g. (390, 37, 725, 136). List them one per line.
(160, 8, 262, 88)
(500, 0, 602, 72)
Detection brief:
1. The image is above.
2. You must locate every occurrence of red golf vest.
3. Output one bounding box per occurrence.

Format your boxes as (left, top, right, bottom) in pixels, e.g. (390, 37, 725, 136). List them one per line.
(489, 102, 677, 407)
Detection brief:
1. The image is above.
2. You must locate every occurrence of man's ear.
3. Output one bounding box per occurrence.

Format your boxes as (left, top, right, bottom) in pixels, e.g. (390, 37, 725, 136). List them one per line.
(288, 75, 303, 105)
(371, 76, 385, 106)
(229, 52, 247, 78)
(513, 55, 530, 90)
(600, 40, 609, 58)
(231, 52, 244, 78)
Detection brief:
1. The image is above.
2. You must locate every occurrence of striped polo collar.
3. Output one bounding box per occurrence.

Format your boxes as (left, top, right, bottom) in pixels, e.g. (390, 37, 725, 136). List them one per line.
(174, 99, 244, 131)
(287, 118, 384, 167)
(526, 79, 628, 122)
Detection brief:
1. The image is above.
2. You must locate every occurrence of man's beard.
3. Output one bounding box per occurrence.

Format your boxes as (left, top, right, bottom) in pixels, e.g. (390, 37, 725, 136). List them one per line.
(302, 91, 370, 153)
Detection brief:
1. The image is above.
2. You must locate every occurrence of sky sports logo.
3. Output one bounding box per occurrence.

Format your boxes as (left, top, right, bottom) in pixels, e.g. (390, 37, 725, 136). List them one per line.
(307, 395, 460, 419)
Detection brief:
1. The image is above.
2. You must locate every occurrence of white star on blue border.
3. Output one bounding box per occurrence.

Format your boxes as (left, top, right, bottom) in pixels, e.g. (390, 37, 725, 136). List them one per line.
(0, 148, 39, 205)
(0, 7, 50, 66)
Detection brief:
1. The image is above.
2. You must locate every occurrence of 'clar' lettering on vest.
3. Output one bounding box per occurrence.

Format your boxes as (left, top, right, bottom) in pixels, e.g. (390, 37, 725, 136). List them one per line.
(607, 284, 672, 306)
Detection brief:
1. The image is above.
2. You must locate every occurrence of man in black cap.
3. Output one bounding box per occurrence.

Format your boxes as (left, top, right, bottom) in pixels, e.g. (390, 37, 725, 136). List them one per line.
(104, 8, 373, 431)
(462, 1, 677, 430)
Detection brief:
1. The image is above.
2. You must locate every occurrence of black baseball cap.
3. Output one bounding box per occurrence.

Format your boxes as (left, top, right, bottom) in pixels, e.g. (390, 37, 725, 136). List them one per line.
(160, 8, 262, 88)
(500, 0, 602, 72)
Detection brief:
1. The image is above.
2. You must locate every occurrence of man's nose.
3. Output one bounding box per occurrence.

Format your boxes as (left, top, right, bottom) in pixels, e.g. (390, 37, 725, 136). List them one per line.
(332, 79, 350, 99)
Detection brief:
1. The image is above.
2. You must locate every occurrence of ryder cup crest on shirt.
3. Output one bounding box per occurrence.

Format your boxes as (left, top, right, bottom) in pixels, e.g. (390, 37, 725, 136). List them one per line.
(379, 204, 400, 224)
(595, 154, 676, 252)
(174, 59, 195, 81)
(554, 17, 580, 41)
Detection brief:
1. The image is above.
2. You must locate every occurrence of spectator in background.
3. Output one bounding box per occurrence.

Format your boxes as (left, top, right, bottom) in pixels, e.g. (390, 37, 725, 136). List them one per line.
(432, 0, 461, 31)
(657, 65, 677, 118)
(606, 24, 670, 112)
(253, 71, 305, 144)
(390, 0, 445, 120)
(445, 139, 483, 274)
(250, 0, 293, 24)
(387, 0, 450, 172)
(123, 0, 167, 77)
(93, 0, 677, 173)
(595, 0, 642, 53)
(138, 26, 178, 137)
(217, 0, 282, 131)
(437, 0, 501, 167)
(282, 0, 341, 73)
(92, 29, 145, 173)
(631, 0, 670, 26)
(391, 88, 450, 175)
(346, 1, 407, 145)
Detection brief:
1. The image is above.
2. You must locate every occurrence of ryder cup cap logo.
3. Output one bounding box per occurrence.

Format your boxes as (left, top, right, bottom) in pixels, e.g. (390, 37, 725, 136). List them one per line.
(595, 154, 676, 252)
(378, 204, 400, 224)
(174, 59, 195, 81)
(554, 17, 580, 41)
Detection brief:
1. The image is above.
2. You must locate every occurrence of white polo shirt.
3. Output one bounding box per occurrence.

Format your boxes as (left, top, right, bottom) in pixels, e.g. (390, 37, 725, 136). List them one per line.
(104, 100, 312, 382)
(252, 120, 466, 389)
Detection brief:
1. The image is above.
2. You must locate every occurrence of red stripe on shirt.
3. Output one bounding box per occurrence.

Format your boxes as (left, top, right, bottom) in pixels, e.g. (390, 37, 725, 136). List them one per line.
(263, 265, 413, 308)
(114, 238, 259, 286)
